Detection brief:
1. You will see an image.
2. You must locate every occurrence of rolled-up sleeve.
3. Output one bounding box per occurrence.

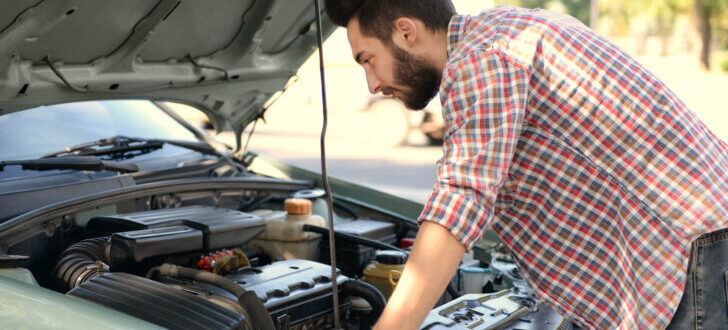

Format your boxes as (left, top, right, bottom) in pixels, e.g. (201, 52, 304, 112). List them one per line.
(419, 49, 529, 250)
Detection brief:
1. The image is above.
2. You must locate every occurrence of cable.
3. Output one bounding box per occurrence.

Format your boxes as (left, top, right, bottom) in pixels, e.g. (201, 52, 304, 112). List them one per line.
(312, 0, 340, 328)
(43, 55, 88, 92)
(186, 54, 229, 80)
(240, 118, 259, 154)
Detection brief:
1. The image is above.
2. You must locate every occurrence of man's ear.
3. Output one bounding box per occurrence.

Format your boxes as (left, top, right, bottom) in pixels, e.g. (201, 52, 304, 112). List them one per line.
(393, 17, 417, 47)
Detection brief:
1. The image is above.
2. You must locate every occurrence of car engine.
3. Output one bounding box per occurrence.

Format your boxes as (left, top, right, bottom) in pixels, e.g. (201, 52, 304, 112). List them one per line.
(51, 205, 384, 329)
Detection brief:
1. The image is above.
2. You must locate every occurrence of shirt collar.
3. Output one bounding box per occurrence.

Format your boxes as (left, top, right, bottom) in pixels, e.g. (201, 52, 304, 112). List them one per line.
(446, 14, 471, 59)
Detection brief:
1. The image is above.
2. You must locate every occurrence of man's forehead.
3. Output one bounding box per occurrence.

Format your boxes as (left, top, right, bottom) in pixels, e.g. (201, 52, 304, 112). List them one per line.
(346, 18, 380, 63)
(346, 18, 363, 48)
(346, 19, 365, 62)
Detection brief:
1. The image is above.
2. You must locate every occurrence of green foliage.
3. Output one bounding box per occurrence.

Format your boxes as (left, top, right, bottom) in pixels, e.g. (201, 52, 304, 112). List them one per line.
(558, 0, 591, 25)
(494, 0, 550, 9)
(494, 0, 728, 47)
(705, 0, 728, 11)
(597, 0, 690, 36)
(494, 0, 591, 24)
(716, 1, 728, 47)
(720, 51, 728, 72)
(495, 0, 642, 27)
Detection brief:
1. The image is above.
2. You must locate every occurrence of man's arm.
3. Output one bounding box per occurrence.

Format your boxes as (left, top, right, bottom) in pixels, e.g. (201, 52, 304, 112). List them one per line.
(374, 221, 465, 330)
(374, 50, 530, 329)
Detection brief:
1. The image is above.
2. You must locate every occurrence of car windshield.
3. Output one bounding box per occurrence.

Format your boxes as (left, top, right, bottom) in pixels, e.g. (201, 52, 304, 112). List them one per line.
(0, 100, 198, 160)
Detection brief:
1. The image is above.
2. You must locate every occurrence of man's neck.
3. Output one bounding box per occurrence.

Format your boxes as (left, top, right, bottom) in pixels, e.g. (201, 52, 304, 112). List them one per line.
(432, 31, 449, 73)
(411, 31, 449, 74)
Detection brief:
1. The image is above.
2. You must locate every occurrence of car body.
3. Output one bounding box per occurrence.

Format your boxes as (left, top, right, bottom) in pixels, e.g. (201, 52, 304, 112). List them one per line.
(0, 1, 522, 329)
(0, 1, 423, 328)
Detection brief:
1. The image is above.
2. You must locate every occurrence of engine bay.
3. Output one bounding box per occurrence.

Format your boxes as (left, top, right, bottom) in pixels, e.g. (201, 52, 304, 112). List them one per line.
(0, 176, 568, 329)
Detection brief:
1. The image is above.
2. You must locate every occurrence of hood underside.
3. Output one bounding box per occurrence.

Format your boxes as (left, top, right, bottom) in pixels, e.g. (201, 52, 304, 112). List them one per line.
(0, 0, 334, 134)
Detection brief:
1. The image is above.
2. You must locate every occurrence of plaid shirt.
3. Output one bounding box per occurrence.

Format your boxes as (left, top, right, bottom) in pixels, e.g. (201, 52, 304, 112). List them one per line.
(419, 6, 728, 329)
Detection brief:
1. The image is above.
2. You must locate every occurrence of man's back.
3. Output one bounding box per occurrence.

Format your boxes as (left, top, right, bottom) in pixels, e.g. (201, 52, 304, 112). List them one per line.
(420, 6, 728, 328)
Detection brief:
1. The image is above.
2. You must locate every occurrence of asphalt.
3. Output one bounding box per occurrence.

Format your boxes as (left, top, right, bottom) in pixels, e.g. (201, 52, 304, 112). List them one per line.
(216, 124, 441, 204)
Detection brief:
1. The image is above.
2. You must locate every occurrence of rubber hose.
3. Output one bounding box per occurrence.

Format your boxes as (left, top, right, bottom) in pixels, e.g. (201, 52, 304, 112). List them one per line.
(331, 199, 359, 219)
(52, 237, 111, 292)
(446, 282, 462, 299)
(149, 264, 274, 330)
(241, 194, 274, 212)
(302, 224, 404, 252)
(342, 280, 387, 326)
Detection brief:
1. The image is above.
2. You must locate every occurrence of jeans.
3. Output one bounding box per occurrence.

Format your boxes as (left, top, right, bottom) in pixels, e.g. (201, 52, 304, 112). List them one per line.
(666, 228, 728, 329)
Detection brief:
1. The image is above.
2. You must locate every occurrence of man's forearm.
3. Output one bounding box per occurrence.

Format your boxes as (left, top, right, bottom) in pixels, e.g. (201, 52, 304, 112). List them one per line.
(374, 221, 466, 330)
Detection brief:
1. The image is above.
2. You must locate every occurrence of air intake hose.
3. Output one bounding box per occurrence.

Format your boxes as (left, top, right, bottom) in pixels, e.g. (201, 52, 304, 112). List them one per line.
(342, 279, 387, 327)
(52, 237, 111, 292)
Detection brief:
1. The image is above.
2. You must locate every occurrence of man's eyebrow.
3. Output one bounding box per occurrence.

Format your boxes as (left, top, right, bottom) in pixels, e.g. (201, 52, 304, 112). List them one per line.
(354, 51, 364, 64)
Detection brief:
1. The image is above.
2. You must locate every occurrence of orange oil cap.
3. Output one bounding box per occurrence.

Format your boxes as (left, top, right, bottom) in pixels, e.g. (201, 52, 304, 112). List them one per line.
(284, 198, 312, 215)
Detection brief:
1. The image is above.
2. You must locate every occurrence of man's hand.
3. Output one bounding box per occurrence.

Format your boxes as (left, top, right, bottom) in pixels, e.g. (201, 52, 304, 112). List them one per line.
(374, 221, 466, 330)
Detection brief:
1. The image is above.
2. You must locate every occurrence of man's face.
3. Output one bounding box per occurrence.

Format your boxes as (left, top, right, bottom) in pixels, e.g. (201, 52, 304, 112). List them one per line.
(347, 18, 441, 110)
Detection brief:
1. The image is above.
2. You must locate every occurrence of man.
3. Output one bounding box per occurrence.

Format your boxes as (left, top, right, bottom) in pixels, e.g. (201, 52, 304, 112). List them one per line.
(324, 1, 728, 329)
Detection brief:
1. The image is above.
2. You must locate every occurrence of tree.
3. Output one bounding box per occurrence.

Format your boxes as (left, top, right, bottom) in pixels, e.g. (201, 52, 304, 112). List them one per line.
(590, 0, 600, 29)
(651, 0, 690, 56)
(694, 0, 728, 69)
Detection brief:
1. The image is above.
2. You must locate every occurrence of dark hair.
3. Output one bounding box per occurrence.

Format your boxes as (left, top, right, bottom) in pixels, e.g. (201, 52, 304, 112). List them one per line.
(325, 0, 456, 42)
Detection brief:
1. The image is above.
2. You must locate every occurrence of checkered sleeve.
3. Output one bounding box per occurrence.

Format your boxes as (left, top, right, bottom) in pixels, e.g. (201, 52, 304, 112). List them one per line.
(419, 49, 529, 250)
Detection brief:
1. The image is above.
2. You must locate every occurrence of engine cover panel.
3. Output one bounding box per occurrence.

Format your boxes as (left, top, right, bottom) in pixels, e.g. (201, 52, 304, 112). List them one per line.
(86, 206, 265, 251)
(188, 259, 351, 328)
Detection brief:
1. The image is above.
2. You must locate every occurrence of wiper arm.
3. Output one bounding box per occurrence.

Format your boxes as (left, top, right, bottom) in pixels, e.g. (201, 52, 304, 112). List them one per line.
(0, 156, 139, 173)
(144, 138, 220, 156)
(42, 135, 221, 159)
(42, 135, 148, 158)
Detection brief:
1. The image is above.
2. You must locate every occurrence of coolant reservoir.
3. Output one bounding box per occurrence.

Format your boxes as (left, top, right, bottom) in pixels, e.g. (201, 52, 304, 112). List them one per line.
(362, 250, 408, 299)
(248, 198, 326, 260)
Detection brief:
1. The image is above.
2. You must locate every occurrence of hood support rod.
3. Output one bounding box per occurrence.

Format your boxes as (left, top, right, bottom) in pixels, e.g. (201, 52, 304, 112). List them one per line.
(313, 0, 341, 328)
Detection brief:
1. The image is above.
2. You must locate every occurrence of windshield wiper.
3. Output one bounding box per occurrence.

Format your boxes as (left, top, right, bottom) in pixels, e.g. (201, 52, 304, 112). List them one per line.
(42, 135, 221, 159)
(0, 156, 139, 173)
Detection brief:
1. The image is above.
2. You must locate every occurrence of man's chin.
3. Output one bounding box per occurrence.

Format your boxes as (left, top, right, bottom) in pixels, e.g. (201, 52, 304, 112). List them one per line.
(401, 94, 436, 111)
(404, 101, 428, 110)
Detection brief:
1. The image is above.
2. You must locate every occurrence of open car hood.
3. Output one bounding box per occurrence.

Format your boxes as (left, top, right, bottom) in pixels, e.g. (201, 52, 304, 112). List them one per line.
(0, 0, 334, 135)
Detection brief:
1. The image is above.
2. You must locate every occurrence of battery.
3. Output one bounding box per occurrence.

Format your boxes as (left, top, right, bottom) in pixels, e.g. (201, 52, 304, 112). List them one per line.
(318, 219, 397, 277)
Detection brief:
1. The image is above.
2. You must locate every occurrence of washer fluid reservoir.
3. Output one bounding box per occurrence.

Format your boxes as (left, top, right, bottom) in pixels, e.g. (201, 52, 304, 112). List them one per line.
(363, 250, 408, 299)
(248, 198, 326, 260)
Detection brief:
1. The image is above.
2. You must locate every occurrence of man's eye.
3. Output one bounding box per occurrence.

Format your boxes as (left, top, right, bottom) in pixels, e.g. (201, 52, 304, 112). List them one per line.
(363, 58, 371, 64)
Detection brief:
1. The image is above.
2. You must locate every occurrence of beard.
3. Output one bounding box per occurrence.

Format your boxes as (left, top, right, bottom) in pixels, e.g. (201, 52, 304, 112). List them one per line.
(386, 44, 442, 110)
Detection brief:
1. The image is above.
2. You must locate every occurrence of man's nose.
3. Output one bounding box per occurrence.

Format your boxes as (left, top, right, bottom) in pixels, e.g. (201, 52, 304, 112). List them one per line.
(365, 72, 382, 94)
